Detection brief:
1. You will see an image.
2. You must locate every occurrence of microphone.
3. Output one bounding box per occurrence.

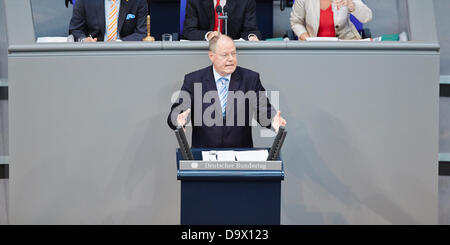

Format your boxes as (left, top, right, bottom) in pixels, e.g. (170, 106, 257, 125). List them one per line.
(280, 0, 286, 11)
(221, 5, 228, 36)
(65, 0, 74, 8)
(216, 5, 223, 14)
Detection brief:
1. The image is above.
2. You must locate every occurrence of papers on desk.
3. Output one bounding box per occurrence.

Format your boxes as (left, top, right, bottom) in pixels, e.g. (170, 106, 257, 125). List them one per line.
(202, 151, 236, 161)
(180, 38, 246, 42)
(36, 37, 69, 43)
(218, 151, 236, 161)
(306, 37, 338, 41)
(235, 150, 269, 161)
(201, 150, 269, 161)
(306, 37, 374, 42)
(339, 38, 372, 42)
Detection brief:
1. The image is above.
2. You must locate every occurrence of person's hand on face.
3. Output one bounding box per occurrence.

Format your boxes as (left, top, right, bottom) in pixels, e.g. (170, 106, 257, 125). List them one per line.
(207, 31, 221, 41)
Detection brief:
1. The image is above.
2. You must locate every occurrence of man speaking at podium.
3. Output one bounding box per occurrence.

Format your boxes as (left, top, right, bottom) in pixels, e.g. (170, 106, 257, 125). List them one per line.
(69, 0, 148, 42)
(183, 0, 262, 41)
(168, 35, 286, 148)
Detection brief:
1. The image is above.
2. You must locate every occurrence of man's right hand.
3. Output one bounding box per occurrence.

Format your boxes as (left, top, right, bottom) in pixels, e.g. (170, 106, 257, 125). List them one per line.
(272, 111, 287, 133)
(177, 108, 191, 127)
(83, 37, 97, 42)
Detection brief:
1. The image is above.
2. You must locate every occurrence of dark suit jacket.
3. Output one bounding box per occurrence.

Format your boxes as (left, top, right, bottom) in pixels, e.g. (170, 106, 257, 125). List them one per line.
(168, 66, 275, 148)
(69, 0, 148, 41)
(182, 0, 262, 41)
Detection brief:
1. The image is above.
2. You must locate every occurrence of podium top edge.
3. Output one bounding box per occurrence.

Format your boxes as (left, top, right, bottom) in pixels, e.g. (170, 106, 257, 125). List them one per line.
(8, 41, 440, 53)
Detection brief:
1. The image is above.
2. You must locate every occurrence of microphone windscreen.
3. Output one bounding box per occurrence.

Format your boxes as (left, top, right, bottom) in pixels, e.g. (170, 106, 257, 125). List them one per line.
(216, 5, 222, 14)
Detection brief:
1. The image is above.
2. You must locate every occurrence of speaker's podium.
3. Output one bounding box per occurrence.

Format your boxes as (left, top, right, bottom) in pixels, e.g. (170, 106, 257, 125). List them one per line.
(176, 148, 284, 225)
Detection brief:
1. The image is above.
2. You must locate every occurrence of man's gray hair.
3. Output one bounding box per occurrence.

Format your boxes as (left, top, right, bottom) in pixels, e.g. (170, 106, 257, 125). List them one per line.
(209, 34, 233, 53)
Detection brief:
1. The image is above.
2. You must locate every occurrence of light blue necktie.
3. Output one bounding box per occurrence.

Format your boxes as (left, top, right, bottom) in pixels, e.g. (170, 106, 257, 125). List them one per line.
(217, 77, 229, 117)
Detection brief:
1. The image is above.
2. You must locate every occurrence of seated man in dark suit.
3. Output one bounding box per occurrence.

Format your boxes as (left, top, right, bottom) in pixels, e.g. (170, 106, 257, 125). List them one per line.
(183, 0, 262, 41)
(168, 35, 286, 148)
(69, 0, 148, 42)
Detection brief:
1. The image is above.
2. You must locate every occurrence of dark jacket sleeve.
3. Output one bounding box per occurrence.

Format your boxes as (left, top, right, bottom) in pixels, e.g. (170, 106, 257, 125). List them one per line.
(68, 0, 87, 41)
(240, 0, 262, 40)
(167, 75, 194, 130)
(121, 0, 148, 41)
(182, 0, 209, 41)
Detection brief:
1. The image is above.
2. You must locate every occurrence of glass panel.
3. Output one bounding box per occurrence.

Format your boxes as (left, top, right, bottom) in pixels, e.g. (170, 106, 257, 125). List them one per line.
(31, 0, 73, 37)
(364, 0, 400, 38)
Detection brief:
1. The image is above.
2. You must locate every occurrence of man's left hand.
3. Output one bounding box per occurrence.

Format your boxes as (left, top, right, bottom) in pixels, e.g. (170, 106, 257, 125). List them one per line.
(272, 111, 287, 133)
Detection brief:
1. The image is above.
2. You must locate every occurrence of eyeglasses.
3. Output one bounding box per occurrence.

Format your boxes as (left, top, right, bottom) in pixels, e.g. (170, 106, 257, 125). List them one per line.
(215, 52, 237, 59)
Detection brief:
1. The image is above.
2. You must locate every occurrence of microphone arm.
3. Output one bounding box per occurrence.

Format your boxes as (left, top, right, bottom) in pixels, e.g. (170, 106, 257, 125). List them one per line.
(223, 6, 228, 36)
(217, 5, 228, 36)
(216, 5, 223, 34)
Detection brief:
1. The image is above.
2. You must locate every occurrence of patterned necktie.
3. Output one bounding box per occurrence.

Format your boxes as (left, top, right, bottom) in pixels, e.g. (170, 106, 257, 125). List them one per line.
(218, 77, 229, 117)
(107, 0, 118, 41)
